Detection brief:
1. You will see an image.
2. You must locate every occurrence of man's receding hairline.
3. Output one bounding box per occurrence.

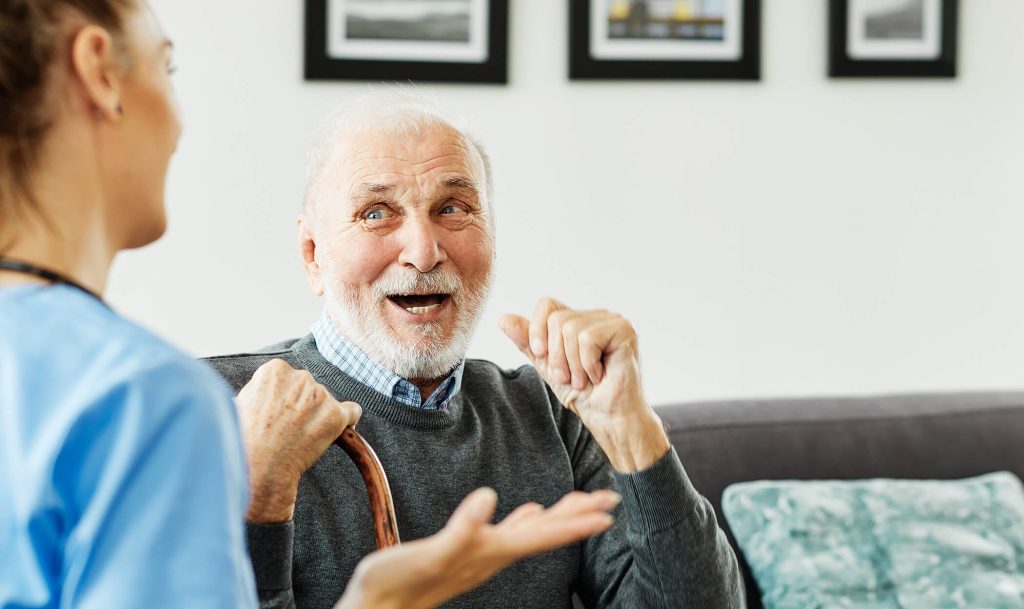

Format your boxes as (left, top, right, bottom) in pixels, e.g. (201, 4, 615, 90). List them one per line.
(304, 94, 494, 216)
(308, 122, 490, 215)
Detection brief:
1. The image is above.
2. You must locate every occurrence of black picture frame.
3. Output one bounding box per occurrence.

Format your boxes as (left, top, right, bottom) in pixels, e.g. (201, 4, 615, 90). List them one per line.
(569, 0, 761, 80)
(829, 0, 958, 78)
(304, 0, 509, 84)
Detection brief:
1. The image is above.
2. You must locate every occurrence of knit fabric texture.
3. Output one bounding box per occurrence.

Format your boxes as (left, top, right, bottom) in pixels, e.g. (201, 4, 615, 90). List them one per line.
(205, 336, 744, 609)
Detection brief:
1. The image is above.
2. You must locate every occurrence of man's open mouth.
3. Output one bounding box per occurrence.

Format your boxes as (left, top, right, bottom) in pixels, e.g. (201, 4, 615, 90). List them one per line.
(387, 294, 450, 315)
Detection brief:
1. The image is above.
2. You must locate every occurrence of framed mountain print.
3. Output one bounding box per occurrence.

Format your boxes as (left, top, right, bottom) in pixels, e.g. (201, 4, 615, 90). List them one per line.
(829, 0, 958, 77)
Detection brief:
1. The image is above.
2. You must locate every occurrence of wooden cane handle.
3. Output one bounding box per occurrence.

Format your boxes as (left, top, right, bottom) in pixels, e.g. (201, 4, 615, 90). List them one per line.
(334, 428, 401, 549)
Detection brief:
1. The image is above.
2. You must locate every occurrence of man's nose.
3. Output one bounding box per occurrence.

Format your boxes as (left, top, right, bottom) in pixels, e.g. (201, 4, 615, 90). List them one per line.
(397, 216, 446, 273)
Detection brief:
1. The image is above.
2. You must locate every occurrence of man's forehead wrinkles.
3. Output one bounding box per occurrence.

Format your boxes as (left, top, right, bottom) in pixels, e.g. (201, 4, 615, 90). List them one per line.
(343, 166, 476, 200)
(346, 156, 474, 184)
(349, 165, 472, 184)
(327, 132, 485, 208)
(347, 152, 470, 167)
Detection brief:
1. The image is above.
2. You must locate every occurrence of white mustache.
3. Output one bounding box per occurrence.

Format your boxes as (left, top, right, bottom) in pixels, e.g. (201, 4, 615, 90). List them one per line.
(371, 270, 463, 299)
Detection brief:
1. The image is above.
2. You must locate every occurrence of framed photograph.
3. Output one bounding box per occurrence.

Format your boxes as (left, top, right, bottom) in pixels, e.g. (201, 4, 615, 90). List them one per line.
(305, 0, 509, 84)
(569, 0, 761, 80)
(829, 0, 958, 77)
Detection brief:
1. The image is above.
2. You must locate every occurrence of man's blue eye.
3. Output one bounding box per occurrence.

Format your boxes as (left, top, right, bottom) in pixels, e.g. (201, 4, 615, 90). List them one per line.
(440, 205, 457, 215)
(366, 209, 385, 220)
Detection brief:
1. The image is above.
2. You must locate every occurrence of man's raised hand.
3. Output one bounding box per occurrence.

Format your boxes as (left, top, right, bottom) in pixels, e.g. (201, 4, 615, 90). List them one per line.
(500, 298, 670, 472)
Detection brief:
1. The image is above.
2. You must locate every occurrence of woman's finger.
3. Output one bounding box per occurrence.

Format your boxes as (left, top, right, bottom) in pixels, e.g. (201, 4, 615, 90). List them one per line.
(500, 501, 544, 527)
(501, 511, 615, 557)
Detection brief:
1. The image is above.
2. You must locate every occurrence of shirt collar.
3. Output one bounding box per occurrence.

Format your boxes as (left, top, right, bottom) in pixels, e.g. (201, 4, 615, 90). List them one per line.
(310, 311, 464, 410)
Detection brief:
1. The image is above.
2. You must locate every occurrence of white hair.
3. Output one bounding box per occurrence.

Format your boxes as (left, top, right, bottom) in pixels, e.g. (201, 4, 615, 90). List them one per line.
(303, 88, 494, 216)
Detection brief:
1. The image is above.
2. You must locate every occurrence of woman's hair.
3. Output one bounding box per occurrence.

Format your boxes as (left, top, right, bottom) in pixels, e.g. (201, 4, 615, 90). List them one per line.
(0, 0, 133, 246)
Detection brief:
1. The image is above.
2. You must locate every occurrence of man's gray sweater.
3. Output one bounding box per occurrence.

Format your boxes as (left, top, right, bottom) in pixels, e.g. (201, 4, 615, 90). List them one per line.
(205, 336, 743, 609)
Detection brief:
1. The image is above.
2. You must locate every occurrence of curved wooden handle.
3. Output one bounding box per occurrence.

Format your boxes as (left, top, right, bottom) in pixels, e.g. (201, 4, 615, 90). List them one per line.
(334, 428, 401, 549)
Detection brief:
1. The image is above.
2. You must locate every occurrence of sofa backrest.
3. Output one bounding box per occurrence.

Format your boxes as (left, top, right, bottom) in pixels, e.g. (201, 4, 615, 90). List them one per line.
(654, 391, 1024, 609)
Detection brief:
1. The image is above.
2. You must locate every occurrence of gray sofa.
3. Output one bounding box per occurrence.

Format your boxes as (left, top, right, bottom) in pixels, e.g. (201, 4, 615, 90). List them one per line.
(655, 390, 1024, 609)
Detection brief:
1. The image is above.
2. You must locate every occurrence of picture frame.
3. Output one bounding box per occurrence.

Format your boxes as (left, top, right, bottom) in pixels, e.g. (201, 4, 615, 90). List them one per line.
(829, 0, 958, 78)
(569, 0, 761, 80)
(304, 0, 509, 84)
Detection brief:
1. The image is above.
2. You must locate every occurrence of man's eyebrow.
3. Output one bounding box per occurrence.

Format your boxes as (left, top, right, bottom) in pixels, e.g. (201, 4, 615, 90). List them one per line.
(353, 183, 395, 196)
(442, 177, 480, 191)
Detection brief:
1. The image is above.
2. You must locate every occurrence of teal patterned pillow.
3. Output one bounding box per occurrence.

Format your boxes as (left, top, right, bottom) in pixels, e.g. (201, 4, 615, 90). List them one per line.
(722, 472, 1024, 609)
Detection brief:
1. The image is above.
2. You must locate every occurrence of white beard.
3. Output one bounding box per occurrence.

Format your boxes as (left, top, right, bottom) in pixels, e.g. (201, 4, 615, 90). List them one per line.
(322, 264, 492, 380)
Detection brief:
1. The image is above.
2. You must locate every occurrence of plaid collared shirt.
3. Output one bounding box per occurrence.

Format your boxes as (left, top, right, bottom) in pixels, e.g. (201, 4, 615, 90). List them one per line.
(310, 311, 463, 410)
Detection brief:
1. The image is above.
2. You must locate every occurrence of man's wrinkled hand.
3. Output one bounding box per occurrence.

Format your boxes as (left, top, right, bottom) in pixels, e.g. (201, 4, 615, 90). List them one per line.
(236, 359, 361, 522)
(500, 298, 670, 472)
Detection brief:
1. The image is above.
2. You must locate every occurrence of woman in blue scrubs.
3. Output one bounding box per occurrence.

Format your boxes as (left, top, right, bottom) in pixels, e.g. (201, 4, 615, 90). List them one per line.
(0, 2, 262, 605)
(0, 2, 616, 608)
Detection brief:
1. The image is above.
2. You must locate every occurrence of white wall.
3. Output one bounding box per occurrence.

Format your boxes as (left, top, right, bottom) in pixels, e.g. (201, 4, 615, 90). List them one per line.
(114, 0, 1024, 405)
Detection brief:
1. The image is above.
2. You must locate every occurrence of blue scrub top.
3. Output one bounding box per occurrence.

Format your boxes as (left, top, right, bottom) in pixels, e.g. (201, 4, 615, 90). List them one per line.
(0, 285, 257, 608)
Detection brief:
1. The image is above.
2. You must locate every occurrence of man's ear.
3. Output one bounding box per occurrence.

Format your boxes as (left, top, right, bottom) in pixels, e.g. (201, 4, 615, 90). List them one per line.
(70, 24, 124, 121)
(298, 215, 324, 297)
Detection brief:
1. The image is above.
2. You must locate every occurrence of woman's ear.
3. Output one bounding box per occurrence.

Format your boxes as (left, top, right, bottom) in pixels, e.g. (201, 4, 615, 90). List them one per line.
(70, 24, 124, 122)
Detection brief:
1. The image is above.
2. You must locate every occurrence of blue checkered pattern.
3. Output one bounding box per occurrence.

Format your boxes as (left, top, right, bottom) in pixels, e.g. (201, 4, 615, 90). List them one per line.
(311, 311, 463, 410)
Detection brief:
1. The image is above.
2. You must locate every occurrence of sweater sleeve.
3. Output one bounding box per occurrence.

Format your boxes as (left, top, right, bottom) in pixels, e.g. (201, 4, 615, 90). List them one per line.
(247, 521, 298, 609)
(567, 417, 745, 608)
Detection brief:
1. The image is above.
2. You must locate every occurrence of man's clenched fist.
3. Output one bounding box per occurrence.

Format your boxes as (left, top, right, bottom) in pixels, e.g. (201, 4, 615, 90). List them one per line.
(500, 298, 670, 473)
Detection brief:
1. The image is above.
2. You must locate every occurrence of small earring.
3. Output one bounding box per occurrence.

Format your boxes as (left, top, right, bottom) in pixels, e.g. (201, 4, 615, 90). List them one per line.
(116, 103, 123, 115)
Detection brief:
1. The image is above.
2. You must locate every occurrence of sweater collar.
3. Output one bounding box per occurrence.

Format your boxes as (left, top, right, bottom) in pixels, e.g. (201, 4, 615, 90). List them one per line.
(310, 311, 464, 411)
(293, 335, 464, 431)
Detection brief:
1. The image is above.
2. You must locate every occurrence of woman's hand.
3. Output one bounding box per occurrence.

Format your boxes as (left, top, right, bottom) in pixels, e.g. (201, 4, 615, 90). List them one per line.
(335, 487, 620, 609)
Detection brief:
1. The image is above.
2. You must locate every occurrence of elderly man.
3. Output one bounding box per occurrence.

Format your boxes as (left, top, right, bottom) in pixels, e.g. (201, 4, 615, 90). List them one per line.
(207, 96, 744, 608)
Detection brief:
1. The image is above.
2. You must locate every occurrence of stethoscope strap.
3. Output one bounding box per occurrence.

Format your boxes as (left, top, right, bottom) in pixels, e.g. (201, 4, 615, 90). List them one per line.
(0, 257, 104, 303)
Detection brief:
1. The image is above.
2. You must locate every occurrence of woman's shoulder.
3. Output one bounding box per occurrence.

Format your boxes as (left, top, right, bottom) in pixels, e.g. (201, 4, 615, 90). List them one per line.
(1, 286, 238, 450)
(2, 285, 230, 409)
